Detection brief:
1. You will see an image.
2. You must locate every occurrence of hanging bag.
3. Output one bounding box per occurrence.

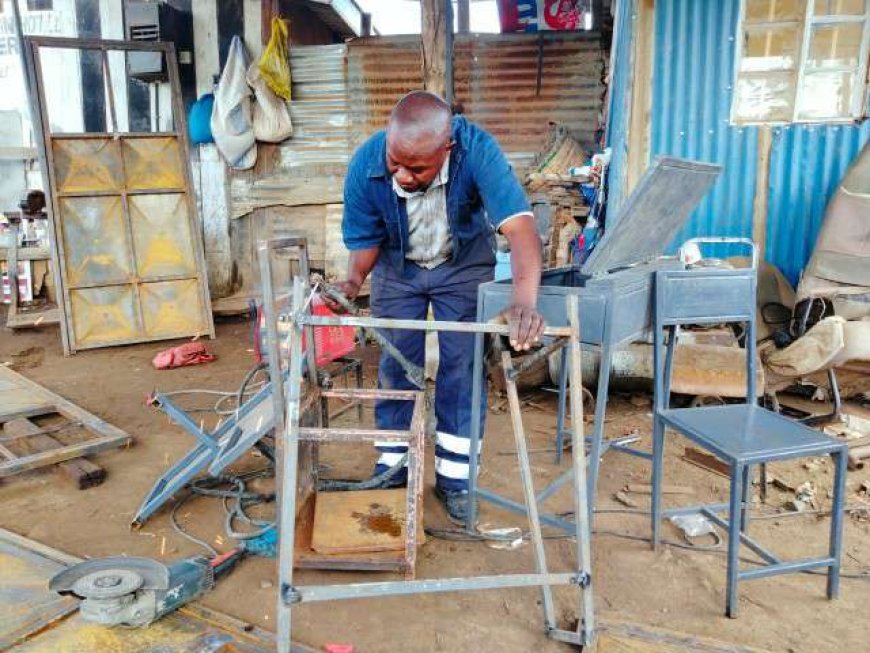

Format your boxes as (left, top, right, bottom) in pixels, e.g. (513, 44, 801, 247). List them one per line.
(210, 36, 257, 170)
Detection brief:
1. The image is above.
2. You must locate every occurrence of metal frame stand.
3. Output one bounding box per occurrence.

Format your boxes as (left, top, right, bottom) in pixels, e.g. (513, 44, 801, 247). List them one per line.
(274, 282, 595, 652)
(468, 304, 651, 534)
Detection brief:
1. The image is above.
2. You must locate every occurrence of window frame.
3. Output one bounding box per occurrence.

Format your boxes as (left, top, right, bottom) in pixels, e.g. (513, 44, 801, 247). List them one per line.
(731, 0, 870, 125)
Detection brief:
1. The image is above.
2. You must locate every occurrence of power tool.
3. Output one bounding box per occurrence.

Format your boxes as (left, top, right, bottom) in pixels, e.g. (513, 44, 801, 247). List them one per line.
(49, 548, 244, 627)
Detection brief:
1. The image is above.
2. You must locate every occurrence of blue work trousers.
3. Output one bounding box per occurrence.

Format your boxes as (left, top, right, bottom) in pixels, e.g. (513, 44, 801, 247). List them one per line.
(371, 244, 493, 492)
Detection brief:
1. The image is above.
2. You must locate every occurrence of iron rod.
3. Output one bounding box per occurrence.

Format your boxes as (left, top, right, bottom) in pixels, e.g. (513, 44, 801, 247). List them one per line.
(302, 314, 573, 337)
(291, 572, 578, 603)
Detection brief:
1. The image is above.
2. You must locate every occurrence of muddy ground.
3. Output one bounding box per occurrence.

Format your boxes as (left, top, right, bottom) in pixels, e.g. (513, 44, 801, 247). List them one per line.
(0, 314, 867, 652)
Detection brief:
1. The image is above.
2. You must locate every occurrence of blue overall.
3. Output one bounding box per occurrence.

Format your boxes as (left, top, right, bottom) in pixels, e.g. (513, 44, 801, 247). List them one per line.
(342, 116, 530, 492)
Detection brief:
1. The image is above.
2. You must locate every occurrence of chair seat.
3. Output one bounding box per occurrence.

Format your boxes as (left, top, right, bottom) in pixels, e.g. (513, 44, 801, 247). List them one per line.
(660, 404, 845, 465)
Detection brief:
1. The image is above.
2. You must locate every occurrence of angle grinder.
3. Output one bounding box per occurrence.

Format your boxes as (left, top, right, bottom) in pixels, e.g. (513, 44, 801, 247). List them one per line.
(49, 549, 244, 627)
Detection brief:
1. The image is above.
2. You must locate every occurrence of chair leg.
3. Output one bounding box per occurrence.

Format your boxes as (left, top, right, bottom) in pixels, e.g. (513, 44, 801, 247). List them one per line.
(827, 448, 848, 600)
(726, 463, 744, 618)
(740, 464, 752, 533)
(651, 416, 665, 550)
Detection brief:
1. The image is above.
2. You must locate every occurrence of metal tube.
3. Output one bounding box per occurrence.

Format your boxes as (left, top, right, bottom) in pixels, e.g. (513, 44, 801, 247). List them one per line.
(725, 462, 744, 618)
(302, 314, 573, 337)
(276, 278, 307, 653)
(738, 558, 835, 582)
(298, 428, 412, 443)
(568, 294, 595, 643)
(555, 345, 569, 464)
(827, 447, 847, 599)
(474, 488, 577, 532)
(467, 330, 485, 531)
(321, 389, 417, 401)
(259, 243, 286, 440)
(501, 350, 557, 630)
(292, 572, 579, 603)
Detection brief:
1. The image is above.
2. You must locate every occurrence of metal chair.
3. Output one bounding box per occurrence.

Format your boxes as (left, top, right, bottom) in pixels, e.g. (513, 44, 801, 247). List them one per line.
(650, 238, 848, 618)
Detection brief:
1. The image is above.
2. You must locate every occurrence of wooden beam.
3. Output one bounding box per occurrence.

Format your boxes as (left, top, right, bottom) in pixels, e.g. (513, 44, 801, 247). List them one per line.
(752, 126, 773, 261)
(421, 0, 449, 98)
(3, 418, 105, 489)
(625, 0, 655, 195)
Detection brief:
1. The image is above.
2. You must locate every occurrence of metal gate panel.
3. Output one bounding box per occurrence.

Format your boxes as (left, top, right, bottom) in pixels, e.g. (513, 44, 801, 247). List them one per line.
(140, 279, 207, 338)
(25, 37, 215, 353)
(69, 285, 140, 347)
(122, 136, 186, 190)
(129, 193, 196, 278)
(52, 138, 124, 193)
(58, 196, 132, 286)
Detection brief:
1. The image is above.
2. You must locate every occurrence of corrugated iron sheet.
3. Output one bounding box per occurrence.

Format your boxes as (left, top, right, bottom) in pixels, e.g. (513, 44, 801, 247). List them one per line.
(650, 0, 759, 256)
(346, 36, 423, 151)
(767, 123, 870, 284)
(604, 0, 636, 211)
(287, 43, 351, 168)
(455, 32, 605, 170)
(611, 0, 869, 284)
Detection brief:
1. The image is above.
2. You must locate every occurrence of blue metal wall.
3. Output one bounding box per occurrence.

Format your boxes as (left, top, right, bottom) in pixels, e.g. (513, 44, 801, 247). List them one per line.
(605, 0, 636, 211)
(609, 0, 869, 286)
(766, 123, 870, 284)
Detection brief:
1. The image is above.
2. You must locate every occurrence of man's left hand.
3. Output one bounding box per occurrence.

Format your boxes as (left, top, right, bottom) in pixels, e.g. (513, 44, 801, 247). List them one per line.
(503, 303, 545, 351)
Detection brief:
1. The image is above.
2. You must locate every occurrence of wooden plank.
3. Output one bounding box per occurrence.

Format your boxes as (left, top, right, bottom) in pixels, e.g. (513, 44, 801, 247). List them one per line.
(311, 489, 409, 554)
(682, 446, 730, 478)
(0, 247, 51, 262)
(625, 483, 695, 496)
(3, 418, 105, 489)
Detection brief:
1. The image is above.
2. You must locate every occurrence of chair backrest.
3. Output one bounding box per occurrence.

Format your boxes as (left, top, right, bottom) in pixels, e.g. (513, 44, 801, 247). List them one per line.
(653, 238, 759, 410)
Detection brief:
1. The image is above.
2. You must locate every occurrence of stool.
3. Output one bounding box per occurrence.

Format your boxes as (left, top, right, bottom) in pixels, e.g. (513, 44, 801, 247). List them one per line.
(649, 240, 848, 618)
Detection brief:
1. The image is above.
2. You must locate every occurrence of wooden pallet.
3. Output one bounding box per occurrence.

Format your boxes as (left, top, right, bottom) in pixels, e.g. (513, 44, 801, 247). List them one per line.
(0, 366, 131, 484)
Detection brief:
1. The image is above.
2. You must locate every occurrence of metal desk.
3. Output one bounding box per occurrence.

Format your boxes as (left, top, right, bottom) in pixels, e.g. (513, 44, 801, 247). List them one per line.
(468, 157, 722, 531)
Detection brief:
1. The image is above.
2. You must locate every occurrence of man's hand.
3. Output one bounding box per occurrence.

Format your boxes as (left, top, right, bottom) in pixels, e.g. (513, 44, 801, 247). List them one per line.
(322, 279, 360, 313)
(503, 303, 545, 351)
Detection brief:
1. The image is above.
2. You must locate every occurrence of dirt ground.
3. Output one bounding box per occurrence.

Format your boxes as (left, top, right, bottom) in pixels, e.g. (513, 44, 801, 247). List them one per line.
(0, 313, 868, 652)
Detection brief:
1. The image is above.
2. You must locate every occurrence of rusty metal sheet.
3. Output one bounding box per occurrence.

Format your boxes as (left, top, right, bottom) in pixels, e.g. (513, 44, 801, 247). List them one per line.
(69, 285, 140, 347)
(129, 193, 197, 278)
(0, 533, 77, 651)
(122, 137, 186, 191)
(27, 37, 215, 353)
(140, 279, 210, 339)
(58, 196, 132, 286)
(52, 138, 124, 194)
(454, 32, 605, 171)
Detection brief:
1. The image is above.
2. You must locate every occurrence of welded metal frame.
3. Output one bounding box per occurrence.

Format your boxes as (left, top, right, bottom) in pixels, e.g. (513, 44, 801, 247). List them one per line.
(298, 387, 426, 578)
(649, 239, 848, 618)
(22, 36, 214, 354)
(275, 281, 595, 652)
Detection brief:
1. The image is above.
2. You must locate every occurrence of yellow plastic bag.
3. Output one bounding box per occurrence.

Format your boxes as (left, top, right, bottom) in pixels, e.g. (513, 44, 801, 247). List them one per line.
(258, 17, 291, 101)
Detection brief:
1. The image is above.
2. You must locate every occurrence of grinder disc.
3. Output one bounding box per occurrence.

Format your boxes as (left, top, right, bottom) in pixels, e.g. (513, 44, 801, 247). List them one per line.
(71, 568, 144, 600)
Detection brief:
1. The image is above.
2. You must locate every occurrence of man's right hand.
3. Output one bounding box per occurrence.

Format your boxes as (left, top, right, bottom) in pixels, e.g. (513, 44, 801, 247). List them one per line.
(322, 279, 361, 313)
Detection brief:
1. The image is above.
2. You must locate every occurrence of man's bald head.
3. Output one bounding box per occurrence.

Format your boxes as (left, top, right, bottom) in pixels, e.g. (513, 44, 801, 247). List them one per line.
(388, 91, 452, 154)
(385, 91, 454, 193)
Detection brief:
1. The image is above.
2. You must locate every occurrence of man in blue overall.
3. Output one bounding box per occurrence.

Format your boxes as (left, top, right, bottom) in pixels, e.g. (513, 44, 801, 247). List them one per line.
(330, 91, 544, 523)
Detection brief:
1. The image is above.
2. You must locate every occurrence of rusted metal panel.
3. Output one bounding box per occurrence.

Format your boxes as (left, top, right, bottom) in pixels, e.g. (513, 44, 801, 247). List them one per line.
(27, 37, 215, 353)
(122, 137, 186, 191)
(346, 36, 423, 151)
(455, 32, 605, 171)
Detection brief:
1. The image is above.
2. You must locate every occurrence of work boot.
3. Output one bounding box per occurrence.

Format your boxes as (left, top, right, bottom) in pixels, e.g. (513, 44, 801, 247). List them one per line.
(367, 464, 407, 489)
(434, 485, 476, 526)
